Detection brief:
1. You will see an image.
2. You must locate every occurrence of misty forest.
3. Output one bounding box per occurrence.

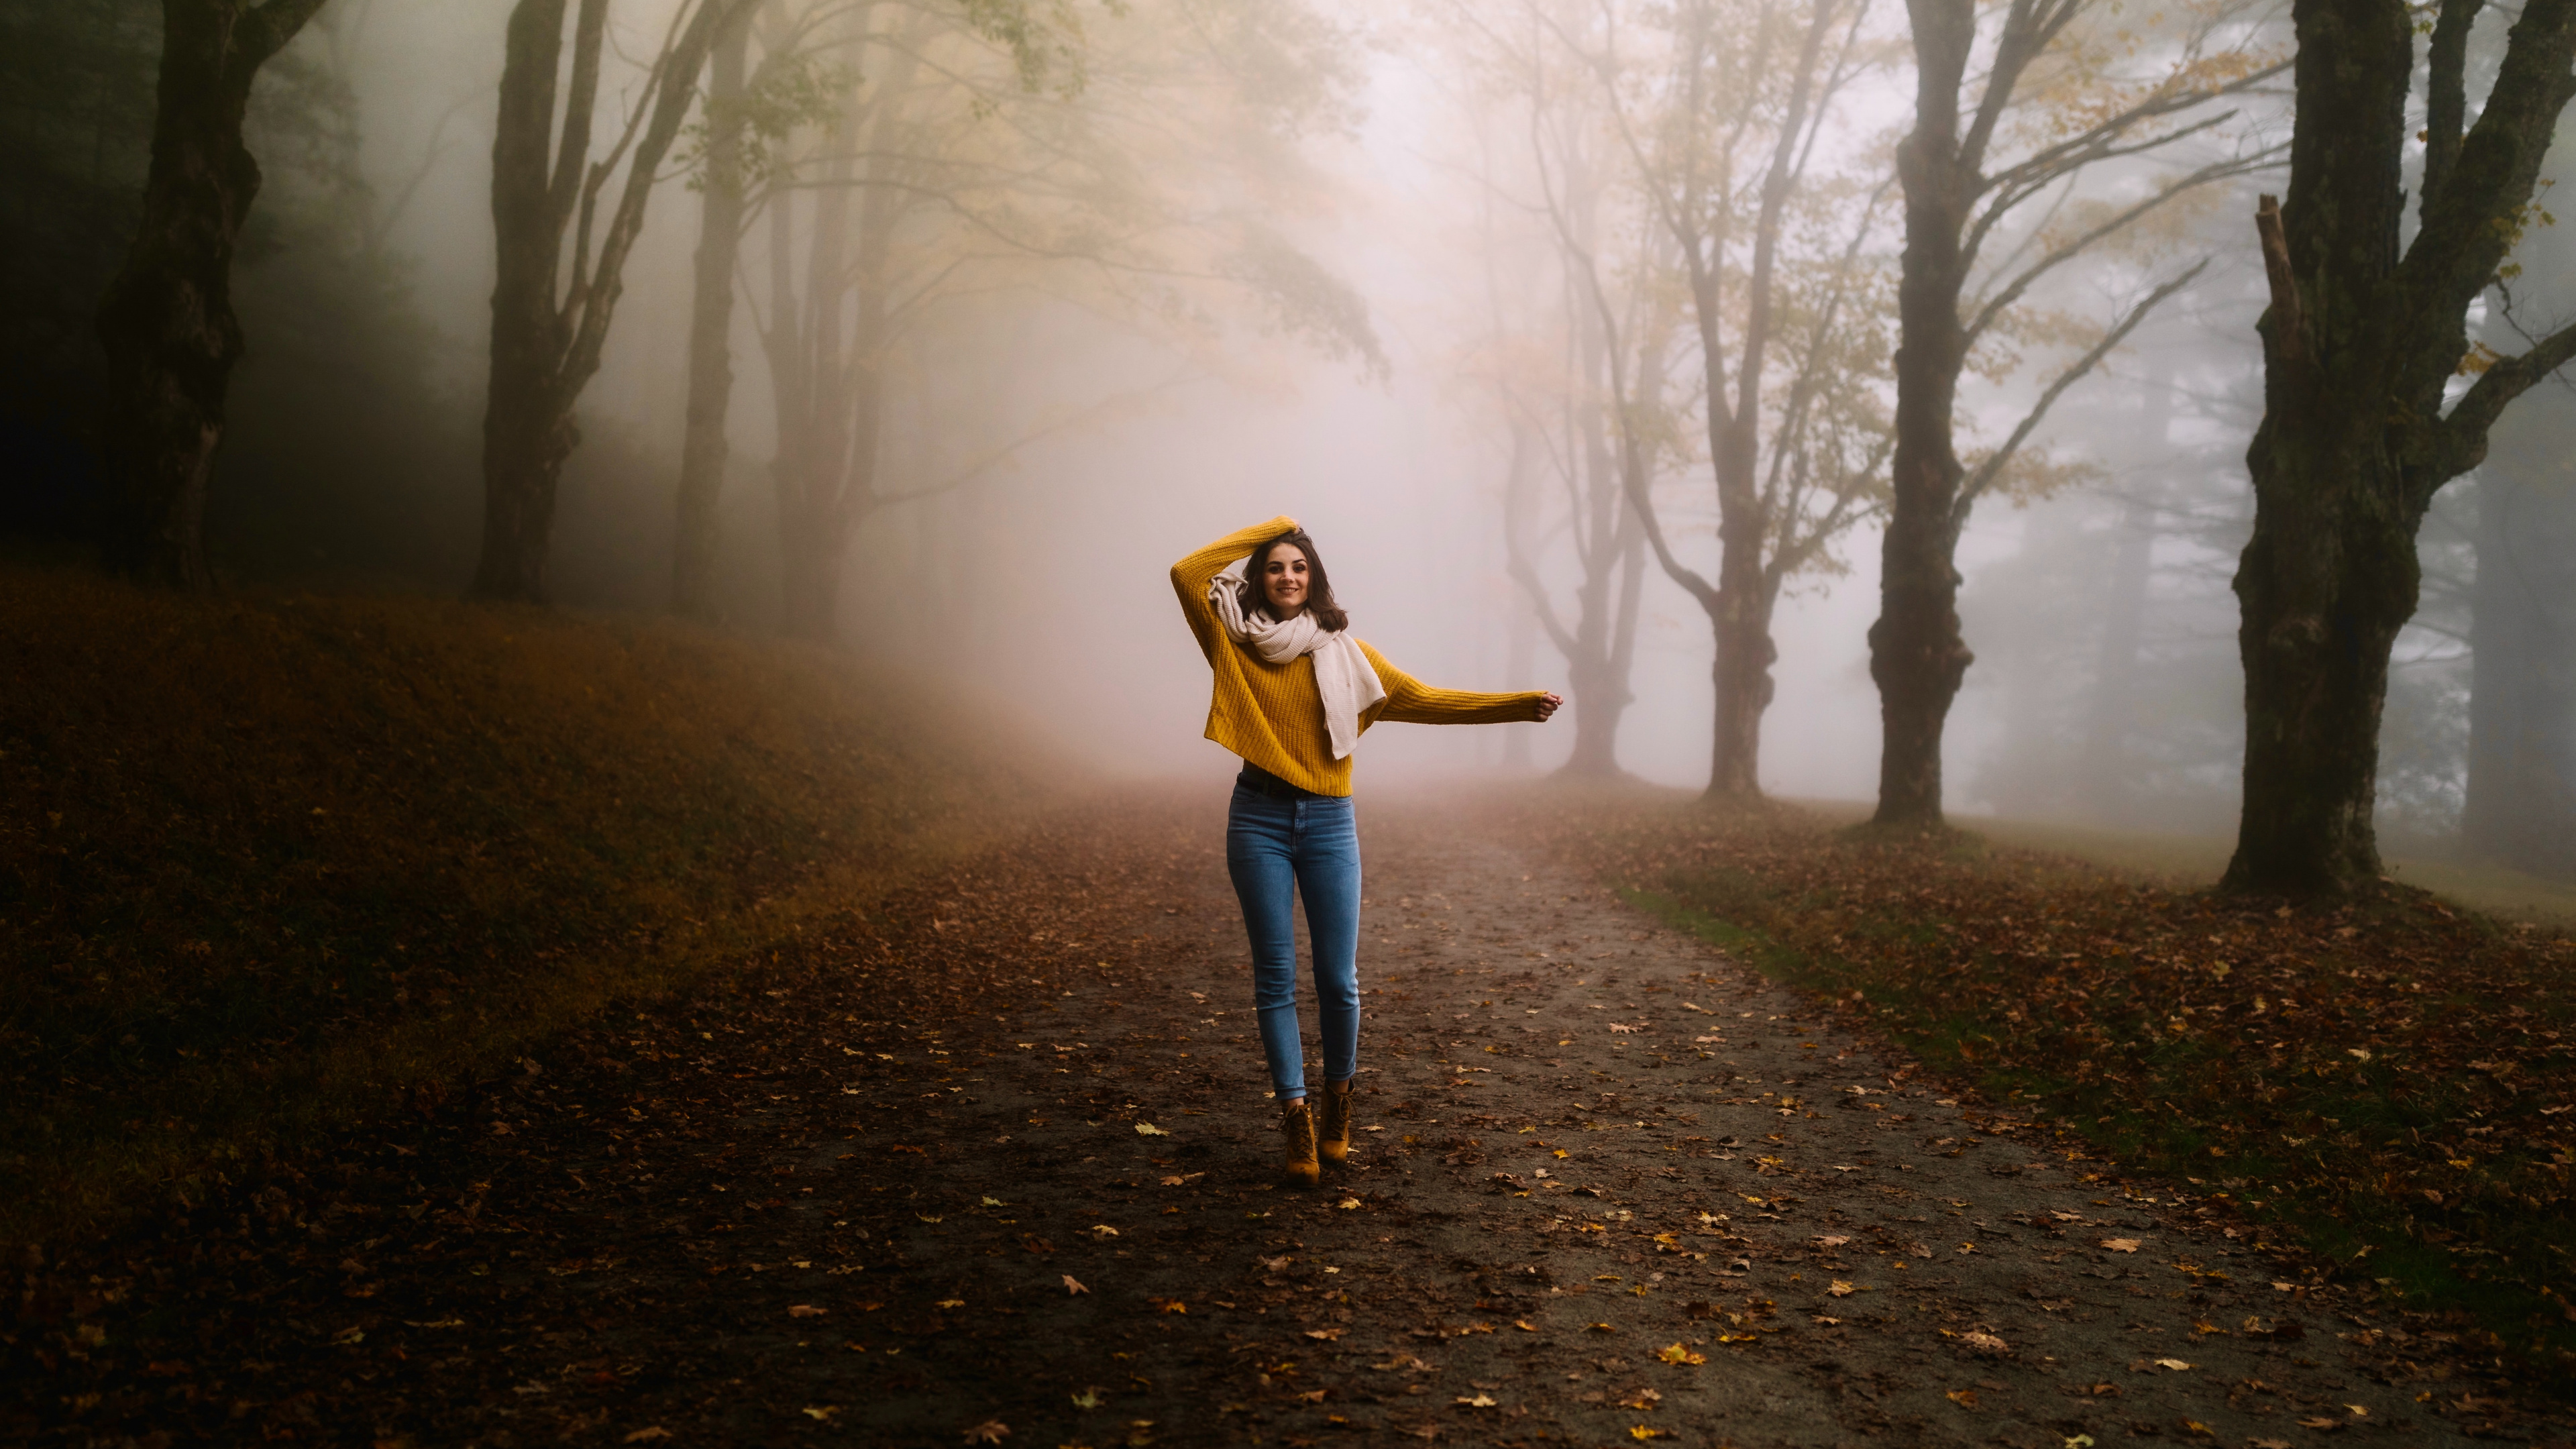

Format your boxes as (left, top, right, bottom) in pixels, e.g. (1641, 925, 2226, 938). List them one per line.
(6, 0, 2576, 1442)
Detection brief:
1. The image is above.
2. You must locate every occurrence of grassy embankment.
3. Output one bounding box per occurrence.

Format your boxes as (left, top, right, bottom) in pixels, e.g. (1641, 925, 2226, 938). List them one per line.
(1, 567, 1071, 1250)
(1529, 787, 2576, 1378)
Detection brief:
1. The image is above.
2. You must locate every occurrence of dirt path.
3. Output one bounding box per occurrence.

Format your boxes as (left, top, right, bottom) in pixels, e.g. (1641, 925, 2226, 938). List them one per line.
(6, 792, 2555, 1447)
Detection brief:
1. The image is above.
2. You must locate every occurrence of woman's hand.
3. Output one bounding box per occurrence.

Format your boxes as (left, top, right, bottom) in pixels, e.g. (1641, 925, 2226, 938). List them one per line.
(1533, 692, 1563, 722)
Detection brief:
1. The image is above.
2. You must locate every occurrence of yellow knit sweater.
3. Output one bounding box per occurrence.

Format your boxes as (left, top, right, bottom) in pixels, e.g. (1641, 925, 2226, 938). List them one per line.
(1171, 517, 1546, 796)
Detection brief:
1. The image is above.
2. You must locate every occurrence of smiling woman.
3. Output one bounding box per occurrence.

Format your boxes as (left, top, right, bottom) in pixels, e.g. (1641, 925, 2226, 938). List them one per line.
(1169, 517, 1562, 1188)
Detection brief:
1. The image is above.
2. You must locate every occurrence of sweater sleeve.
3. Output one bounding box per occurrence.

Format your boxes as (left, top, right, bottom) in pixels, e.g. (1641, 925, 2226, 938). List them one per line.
(1171, 517, 1299, 664)
(1358, 641, 1549, 726)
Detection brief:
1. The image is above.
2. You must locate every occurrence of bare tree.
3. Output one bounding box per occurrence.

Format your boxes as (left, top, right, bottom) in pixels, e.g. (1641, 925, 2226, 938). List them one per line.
(96, 0, 332, 589)
(1559, 0, 1896, 800)
(2228, 0, 2576, 894)
(472, 0, 755, 604)
(1870, 0, 2284, 826)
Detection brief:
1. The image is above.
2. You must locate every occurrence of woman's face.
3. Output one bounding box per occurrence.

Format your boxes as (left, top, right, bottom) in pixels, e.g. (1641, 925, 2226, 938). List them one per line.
(1261, 543, 1311, 619)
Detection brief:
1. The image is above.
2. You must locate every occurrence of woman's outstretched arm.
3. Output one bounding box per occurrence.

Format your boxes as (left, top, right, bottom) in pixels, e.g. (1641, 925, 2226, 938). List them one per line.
(1171, 517, 1298, 665)
(1357, 642, 1558, 725)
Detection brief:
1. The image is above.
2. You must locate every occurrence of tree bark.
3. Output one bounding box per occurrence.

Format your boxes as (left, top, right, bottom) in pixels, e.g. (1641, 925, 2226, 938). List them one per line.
(472, 0, 744, 604)
(1867, 0, 1974, 828)
(2221, 0, 2576, 896)
(671, 9, 749, 621)
(96, 0, 329, 588)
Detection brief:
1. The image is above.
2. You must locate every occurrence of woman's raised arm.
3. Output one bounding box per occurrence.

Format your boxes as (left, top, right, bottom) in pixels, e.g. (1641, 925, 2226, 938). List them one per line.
(1171, 517, 1297, 663)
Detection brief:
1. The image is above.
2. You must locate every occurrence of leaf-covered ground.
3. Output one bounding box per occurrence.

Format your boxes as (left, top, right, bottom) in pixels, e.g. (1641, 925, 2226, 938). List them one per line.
(1526, 791, 2576, 1382)
(6, 790, 2568, 1446)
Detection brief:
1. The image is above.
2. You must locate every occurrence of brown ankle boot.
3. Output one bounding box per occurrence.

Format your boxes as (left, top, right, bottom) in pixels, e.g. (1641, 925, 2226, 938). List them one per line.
(1318, 1079, 1354, 1165)
(1280, 1097, 1320, 1187)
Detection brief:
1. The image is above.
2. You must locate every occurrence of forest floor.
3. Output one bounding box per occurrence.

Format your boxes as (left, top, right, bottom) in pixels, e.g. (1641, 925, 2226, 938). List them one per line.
(8, 788, 2571, 1448)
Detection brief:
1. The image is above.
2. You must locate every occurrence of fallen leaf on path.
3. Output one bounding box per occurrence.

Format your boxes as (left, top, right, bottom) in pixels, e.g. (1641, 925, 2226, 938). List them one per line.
(1656, 1343, 1705, 1365)
(1295, 1388, 1326, 1402)
(1305, 1328, 1344, 1340)
(1062, 1275, 1087, 1294)
(1134, 1122, 1168, 1136)
(1513, 1317, 1538, 1331)
(1961, 1330, 2008, 1354)
(1587, 1322, 1617, 1332)
(2345, 1405, 2369, 1417)
(802, 1405, 838, 1422)
(1338, 1197, 1362, 1210)
(1619, 1388, 1662, 1409)
(2250, 1439, 2290, 1448)
(961, 1419, 1008, 1443)
(1071, 1389, 1101, 1409)
(2153, 1358, 2193, 1371)
(1090, 1224, 1119, 1238)
(786, 1304, 826, 1318)
(1827, 1281, 1857, 1297)
(2051, 1210, 2083, 1221)
(1815, 1236, 1849, 1248)
(936, 1299, 964, 1309)
(1946, 1389, 1979, 1409)
(1627, 1430, 1667, 1442)
(622, 1432, 671, 1444)
(2296, 1418, 2341, 1430)
(1149, 1297, 1186, 1313)
(1456, 1393, 1497, 1407)
(2100, 1238, 2141, 1252)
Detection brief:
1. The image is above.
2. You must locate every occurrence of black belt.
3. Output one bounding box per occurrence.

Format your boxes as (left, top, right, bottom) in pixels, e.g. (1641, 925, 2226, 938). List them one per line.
(1236, 763, 1329, 800)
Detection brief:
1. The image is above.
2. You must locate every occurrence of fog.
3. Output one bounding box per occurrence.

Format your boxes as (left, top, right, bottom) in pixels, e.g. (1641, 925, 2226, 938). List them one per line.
(9, 0, 2570, 863)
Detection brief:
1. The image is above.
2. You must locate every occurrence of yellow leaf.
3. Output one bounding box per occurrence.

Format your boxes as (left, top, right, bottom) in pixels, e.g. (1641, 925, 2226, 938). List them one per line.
(1071, 1388, 1101, 1409)
(801, 1405, 838, 1422)
(1629, 1428, 1667, 1440)
(1134, 1122, 1168, 1136)
(2100, 1238, 2141, 1252)
(1513, 1319, 1539, 1332)
(936, 1299, 963, 1309)
(1947, 1388, 1979, 1409)
(1656, 1343, 1706, 1365)
(1828, 1281, 1857, 1297)
(1456, 1393, 1497, 1407)
(2154, 1358, 2194, 1371)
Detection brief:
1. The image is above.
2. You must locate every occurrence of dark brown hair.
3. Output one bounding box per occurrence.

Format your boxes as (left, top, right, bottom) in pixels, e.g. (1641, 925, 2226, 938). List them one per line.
(1242, 528, 1348, 631)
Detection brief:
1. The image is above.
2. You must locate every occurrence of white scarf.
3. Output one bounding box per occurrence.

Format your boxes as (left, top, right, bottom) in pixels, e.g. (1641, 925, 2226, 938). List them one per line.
(1211, 559, 1387, 760)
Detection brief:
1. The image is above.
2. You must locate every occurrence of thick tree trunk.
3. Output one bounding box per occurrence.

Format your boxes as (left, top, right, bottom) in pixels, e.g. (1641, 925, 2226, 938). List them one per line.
(1710, 600, 1778, 800)
(1868, 0, 1974, 828)
(671, 12, 749, 621)
(2221, 0, 2576, 894)
(96, 0, 325, 588)
(2224, 424, 2421, 894)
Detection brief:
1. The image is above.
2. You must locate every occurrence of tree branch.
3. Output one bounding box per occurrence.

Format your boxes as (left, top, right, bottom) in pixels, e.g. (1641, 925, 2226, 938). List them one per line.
(1955, 257, 2208, 518)
(2421, 0, 2485, 217)
(2426, 317, 2576, 484)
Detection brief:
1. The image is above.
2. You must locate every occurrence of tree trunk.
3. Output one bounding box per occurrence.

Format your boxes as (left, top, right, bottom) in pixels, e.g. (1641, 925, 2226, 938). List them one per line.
(470, 0, 589, 602)
(1710, 596, 1778, 800)
(671, 9, 749, 621)
(96, 0, 327, 588)
(2220, 0, 2576, 895)
(471, 0, 739, 603)
(2224, 422, 2421, 894)
(1867, 0, 1974, 828)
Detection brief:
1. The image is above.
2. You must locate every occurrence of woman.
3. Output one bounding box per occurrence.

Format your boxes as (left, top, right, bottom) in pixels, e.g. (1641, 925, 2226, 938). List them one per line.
(1170, 517, 1561, 1186)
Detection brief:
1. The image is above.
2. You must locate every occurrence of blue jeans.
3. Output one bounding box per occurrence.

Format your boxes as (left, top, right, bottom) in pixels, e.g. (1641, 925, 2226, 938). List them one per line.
(1226, 773, 1362, 1102)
